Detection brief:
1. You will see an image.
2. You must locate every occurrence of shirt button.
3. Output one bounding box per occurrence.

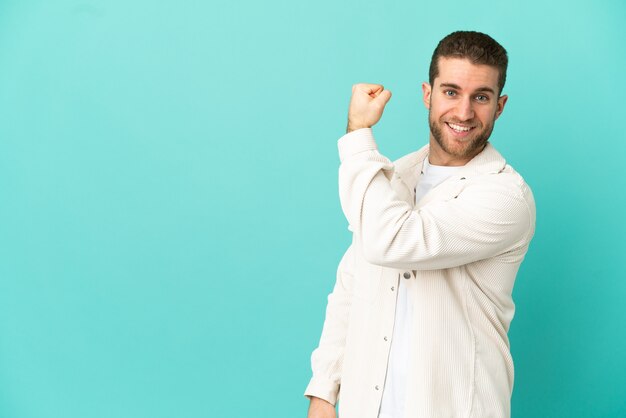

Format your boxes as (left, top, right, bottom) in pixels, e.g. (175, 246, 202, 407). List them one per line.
(375, 385, 380, 390)
(384, 336, 388, 341)
(391, 286, 395, 291)
(403, 272, 411, 279)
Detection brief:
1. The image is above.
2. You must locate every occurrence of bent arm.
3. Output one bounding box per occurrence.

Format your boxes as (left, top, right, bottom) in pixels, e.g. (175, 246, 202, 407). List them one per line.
(338, 128, 534, 270)
(304, 242, 355, 405)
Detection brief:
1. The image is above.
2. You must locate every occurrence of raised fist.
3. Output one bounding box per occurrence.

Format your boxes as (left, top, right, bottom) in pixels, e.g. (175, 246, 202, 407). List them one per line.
(346, 83, 392, 133)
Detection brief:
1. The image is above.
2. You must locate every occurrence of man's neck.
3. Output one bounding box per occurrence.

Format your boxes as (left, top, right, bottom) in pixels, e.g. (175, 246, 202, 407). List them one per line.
(427, 137, 486, 166)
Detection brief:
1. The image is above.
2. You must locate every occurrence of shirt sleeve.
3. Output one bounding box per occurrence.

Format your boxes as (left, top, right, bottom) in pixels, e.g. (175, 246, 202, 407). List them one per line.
(304, 242, 355, 406)
(338, 128, 535, 271)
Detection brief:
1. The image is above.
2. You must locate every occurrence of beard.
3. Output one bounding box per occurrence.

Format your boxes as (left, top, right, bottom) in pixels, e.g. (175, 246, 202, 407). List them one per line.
(428, 109, 496, 160)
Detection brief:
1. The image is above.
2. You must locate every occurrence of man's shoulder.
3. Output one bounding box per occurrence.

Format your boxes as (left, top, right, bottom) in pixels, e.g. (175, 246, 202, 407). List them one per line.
(467, 162, 535, 217)
(453, 143, 534, 206)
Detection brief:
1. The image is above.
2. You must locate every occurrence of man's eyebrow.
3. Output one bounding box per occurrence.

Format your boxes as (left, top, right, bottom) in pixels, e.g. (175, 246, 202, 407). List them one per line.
(439, 83, 462, 90)
(474, 86, 496, 95)
(439, 83, 496, 95)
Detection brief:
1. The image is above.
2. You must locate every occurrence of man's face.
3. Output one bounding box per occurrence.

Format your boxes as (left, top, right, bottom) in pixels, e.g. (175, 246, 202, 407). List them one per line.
(422, 57, 508, 165)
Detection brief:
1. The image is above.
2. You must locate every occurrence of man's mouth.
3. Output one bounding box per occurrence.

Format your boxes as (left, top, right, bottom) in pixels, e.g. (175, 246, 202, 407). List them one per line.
(446, 122, 475, 133)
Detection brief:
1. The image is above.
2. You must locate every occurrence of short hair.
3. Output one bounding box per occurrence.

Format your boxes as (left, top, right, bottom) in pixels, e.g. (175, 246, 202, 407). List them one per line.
(429, 31, 508, 95)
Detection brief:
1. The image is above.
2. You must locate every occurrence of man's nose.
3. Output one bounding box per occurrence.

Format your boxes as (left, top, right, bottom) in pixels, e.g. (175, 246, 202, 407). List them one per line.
(453, 97, 475, 121)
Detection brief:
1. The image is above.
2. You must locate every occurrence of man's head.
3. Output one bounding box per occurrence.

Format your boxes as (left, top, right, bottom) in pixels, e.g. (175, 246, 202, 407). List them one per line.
(422, 31, 509, 165)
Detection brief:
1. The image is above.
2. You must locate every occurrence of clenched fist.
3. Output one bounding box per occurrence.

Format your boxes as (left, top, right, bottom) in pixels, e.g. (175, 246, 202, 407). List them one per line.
(346, 83, 392, 133)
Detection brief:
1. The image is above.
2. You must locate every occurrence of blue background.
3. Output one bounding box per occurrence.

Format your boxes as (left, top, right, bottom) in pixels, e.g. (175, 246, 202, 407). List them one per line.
(1, 1, 625, 417)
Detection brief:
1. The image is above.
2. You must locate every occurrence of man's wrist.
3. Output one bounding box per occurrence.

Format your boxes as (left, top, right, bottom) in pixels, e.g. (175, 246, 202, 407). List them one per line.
(346, 121, 370, 133)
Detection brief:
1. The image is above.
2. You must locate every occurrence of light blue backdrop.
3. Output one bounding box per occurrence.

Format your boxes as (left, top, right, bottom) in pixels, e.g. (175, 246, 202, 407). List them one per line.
(1, 1, 625, 417)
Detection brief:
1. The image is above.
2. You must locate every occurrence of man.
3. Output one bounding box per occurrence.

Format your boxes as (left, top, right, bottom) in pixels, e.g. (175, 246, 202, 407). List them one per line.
(304, 31, 536, 418)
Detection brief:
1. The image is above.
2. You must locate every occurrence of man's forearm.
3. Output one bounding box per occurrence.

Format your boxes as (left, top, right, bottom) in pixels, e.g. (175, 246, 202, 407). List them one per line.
(307, 396, 336, 418)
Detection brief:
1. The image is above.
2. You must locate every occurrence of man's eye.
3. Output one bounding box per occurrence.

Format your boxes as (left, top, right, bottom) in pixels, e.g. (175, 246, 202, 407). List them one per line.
(445, 90, 456, 96)
(476, 95, 488, 102)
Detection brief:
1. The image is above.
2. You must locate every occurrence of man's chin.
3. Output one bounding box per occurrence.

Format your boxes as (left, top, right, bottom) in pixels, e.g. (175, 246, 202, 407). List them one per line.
(441, 136, 488, 158)
(443, 137, 475, 154)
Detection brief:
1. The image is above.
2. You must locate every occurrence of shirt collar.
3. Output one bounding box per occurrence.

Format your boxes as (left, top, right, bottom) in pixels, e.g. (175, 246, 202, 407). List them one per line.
(393, 142, 508, 193)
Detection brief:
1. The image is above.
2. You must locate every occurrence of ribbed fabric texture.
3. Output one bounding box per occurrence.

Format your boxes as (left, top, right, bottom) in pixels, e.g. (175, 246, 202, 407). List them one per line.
(379, 159, 463, 418)
(304, 128, 536, 418)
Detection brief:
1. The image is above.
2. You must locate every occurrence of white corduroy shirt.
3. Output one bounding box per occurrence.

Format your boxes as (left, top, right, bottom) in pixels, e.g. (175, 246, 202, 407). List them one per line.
(304, 128, 536, 418)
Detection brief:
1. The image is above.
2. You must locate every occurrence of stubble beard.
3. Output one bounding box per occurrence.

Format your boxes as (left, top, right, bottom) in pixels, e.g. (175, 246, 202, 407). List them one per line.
(428, 109, 496, 160)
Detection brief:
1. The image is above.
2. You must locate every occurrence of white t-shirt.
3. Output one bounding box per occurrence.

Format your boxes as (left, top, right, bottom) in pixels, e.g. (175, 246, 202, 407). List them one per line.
(378, 157, 463, 418)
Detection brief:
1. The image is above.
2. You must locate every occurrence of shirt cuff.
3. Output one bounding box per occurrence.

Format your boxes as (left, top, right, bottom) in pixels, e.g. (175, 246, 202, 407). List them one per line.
(303, 377, 340, 406)
(338, 128, 378, 162)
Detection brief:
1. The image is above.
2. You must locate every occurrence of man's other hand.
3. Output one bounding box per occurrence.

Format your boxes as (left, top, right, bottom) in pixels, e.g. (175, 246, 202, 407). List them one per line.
(306, 396, 336, 418)
(346, 83, 392, 133)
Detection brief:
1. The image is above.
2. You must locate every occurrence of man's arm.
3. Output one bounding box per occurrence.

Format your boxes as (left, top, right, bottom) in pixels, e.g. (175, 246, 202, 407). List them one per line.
(304, 242, 356, 415)
(306, 397, 336, 418)
(337, 129, 535, 270)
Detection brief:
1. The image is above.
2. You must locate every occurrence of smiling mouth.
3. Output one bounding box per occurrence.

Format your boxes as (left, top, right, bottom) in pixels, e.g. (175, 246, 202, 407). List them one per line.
(446, 122, 476, 133)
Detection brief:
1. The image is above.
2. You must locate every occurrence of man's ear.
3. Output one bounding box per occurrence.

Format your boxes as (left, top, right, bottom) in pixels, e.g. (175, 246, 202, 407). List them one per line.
(422, 82, 432, 109)
(495, 94, 508, 120)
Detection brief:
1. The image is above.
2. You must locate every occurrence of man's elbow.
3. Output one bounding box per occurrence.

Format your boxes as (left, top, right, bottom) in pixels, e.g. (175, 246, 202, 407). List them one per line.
(361, 239, 400, 267)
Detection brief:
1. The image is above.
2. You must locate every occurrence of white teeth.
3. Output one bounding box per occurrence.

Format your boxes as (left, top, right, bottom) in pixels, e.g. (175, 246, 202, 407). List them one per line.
(448, 123, 472, 132)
